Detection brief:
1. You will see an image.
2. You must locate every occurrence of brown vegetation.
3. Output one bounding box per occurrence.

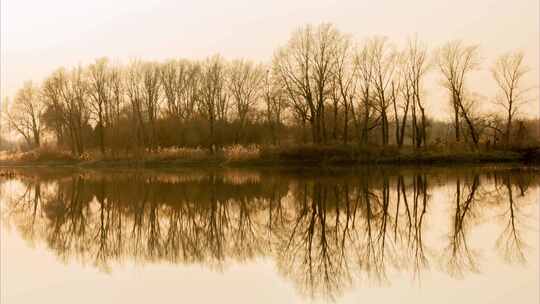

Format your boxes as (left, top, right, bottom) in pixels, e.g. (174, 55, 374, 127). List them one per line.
(1, 23, 538, 163)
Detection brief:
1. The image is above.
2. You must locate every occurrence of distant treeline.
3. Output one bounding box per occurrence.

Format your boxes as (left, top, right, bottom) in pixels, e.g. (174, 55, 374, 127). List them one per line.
(2, 23, 538, 155)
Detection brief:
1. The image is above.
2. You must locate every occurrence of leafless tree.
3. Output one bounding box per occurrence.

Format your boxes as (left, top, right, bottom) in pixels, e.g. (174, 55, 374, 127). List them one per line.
(353, 43, 376, 145)
(42, 69, 68, 147)
(106, 64, 126, 155)
(199, 55, 229, 150)
(142, 62, 161, 150)
(160, 59, 200, 121)
(66, 66, 90, 155)
(391, 58, 408, 148)
(6, 81, 44, 147)
(264, 70, 287, 145)
(404, 37, 430, 148)
(125, 61, 162, 150)
(87, 58, 114, 154)
(334, 34, 357, 144)
(369, 37, 397, 146)
(437, 41, 481, 147)
(228, 59, 265, 143)
(273, 23, 342, 143)
(43, 66, 90, 155)
(491, 51, 531, 146)
(125, 61, 148, 150)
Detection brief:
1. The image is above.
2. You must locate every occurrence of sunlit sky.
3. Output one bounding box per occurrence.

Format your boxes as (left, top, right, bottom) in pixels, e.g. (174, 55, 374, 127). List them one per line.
(1, 0, 539, 119)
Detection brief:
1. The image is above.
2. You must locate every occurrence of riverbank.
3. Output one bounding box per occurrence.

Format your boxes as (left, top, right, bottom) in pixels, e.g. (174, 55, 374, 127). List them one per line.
(1, 145, 539, 168)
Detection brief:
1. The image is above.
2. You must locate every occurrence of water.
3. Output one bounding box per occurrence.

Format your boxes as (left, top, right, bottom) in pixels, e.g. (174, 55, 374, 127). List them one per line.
(1, 166, 538, 304)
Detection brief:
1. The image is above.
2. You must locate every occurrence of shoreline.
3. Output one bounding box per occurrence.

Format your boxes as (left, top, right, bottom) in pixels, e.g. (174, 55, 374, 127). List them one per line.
(1, 149, 539, 169)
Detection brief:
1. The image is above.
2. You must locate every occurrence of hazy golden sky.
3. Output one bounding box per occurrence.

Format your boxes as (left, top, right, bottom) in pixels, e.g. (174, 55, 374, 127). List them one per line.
(1, 0, 538, 118)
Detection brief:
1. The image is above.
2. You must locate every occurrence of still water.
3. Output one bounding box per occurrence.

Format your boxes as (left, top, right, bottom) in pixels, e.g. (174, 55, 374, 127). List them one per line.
(0, 166, 538, 303)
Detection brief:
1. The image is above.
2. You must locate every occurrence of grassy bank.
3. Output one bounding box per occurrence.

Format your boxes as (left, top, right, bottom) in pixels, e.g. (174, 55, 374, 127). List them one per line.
(0, 145, 539, 168)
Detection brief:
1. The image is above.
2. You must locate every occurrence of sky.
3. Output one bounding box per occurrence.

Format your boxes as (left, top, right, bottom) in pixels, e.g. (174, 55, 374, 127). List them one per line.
(1, 0, 539, 119)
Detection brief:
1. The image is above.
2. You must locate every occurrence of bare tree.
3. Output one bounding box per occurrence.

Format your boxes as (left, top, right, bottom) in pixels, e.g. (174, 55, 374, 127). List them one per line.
(43, 66, 90, 155)
(142, 62, 161, 150)
(66, 66, 90, 155)
(125, 61, 147, 150)
(369, 37, 397, 146)
(391, 58, 408, 148)
(273, 23, 342, 143)
(264, 70, 287, 145)
(42, 69, 68, 147)
(160, 59, 200, 121)
(334, 34, 356, 144)
(106, 64, 126, 155)
(404, 37, 430, 148)
(491, 51, 531, 146)
(125, 61, 162, 150)
(6, 81, 44, 147)
(437, 41, 481, 146)
(199, 55, 229, 151)
(87, 58, 113, 155)
(228, 59, 265, 143)
(353, 43, 376, 145)
(160, 59, 184, 120)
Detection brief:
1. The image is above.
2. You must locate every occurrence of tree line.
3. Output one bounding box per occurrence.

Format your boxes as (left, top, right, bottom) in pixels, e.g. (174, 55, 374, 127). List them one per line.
(3, 23, 536, 156)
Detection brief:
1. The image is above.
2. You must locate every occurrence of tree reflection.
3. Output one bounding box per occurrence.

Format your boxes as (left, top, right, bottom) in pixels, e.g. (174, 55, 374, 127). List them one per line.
(444, 174, 481, 277)
(1, 167, 538, 300)
(495, 173, 533, 264)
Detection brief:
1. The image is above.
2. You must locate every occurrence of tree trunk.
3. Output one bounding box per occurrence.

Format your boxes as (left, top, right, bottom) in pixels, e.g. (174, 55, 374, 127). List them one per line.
(381, 110, 389, 146)
(420, 107, 427, 147)
(209, 117, 215, 152)
(310, 116, 319, 144)
(453, 94, 461, 142)
(343, 100, 349, 145)
(398, 99, 410, 148)
(392, 94, 400, 147)
(460, 106, 479, 148)
(505, 103, 512, 146)
(332, 99, 338, 141)
(98, 103, 105, 155)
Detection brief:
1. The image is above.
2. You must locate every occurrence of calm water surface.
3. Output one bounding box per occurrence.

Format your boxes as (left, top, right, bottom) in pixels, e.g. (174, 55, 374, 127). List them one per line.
(1, 166, 538, 303)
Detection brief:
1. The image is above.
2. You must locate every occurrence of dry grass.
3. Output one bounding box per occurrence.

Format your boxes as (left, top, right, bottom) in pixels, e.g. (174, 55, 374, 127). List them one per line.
(144, 146, 210, 161)
(222, 144, 261, 162)
(0, 146, 76, 162)
(0, 143, 532, 166)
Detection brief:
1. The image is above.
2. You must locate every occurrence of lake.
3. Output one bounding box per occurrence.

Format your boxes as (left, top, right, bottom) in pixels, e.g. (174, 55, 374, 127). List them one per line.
(1, 166, 538, 303)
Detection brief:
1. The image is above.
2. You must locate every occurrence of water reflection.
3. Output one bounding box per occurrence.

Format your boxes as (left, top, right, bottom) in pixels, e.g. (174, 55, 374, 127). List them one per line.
(1, 167, 538, 300)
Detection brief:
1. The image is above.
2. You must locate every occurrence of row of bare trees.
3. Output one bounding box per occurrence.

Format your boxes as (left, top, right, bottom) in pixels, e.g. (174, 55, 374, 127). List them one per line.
(3, 23, 534, 154)
(437, 41, 534, 148)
